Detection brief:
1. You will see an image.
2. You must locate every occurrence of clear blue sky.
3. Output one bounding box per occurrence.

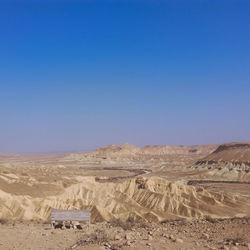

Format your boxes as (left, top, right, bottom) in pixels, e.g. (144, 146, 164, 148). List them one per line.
(0, 0, 250, 153)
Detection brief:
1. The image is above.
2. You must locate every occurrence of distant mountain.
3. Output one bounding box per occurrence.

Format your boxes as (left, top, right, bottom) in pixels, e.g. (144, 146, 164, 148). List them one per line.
(194, 143, 250, 181)
(196, 142, 250, 166)
(67, 143, 217, 165)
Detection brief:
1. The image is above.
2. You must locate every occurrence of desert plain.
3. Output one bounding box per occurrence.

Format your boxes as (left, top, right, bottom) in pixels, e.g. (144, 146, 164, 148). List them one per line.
(0, 142, 250, 250)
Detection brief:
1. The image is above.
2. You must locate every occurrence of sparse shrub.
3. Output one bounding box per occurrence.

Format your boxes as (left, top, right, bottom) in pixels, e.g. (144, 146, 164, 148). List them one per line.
(110, 218, 134, 231)
(0, 218, 8, 224)
(110, 217, 150, 230)
(42, 220, 51, 225)
(136, 220, 150, 229)
(73, 229, 109, 247)
(224, 237, 244, 245)
(160, 218, 188, 225)
(204, 215, 217, 223)
(90, 230, 109, 244)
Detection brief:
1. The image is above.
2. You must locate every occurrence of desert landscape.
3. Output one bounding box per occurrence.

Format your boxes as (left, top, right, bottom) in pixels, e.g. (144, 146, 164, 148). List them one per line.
(0, 142, 250, 249)
(2, 0, 250, 249)
(1, 0, 250, 248)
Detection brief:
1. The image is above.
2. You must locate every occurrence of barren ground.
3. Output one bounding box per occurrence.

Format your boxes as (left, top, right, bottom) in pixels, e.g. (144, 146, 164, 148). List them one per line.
(0, 143, 250, 249)
(0, 218, 249, 250)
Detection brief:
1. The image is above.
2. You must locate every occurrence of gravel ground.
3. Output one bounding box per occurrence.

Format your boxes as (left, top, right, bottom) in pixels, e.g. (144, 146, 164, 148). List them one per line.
(0, 218, 249, 250)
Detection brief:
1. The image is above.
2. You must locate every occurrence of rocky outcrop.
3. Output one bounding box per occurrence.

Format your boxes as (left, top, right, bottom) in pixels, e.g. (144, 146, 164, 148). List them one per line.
(194, 143, 250, 180)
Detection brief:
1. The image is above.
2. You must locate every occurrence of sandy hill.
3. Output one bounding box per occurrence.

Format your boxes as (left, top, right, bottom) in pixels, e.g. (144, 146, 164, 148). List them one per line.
(194, 143, 250, 181)
(0, 176, 249, 222)
(196, 142, 250, 166)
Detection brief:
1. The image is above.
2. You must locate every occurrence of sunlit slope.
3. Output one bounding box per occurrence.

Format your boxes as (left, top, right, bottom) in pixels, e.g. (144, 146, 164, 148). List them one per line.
(67, 143, 217, 166)
(197, 143, 250, 164)
(194, 143, 250, 180)
(0, 177, 249, 222)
